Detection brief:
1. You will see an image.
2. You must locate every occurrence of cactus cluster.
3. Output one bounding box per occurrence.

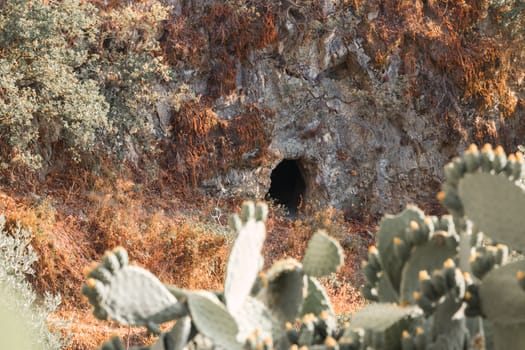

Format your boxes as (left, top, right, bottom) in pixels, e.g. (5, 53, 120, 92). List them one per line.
(84, 144, 525, 349)
(356, 143, 525, 349)
(83, 201, 346, 350)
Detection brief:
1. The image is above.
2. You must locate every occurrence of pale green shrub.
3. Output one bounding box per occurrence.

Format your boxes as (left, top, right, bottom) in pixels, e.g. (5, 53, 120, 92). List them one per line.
(0, 215, 69, 349)
(0, 0, 109, 169)
(94, 1, 172, 158)
(0, 0, 172, 170)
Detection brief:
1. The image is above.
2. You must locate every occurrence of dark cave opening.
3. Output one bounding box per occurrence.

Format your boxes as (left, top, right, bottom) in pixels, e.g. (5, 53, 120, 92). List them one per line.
(266, 159, 306, 216)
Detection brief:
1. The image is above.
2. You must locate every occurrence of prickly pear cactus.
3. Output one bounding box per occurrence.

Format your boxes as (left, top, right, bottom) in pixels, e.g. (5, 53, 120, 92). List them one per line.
(257, 258, 305, 324)
(225, 201, 267, 314)
(359, 204, 468, 350)
(302, 230, 344, 277)
(436, 144, 525, 349)
(374, 206, 427, 294)
(81, 247, 186, 334)
(300, 276, 335, 317)
(346, 303, 422, 349)
(187, 291, 242, 350)
(361, 205, 458, 304)
(83, 201, 345, 350)
(233, 295, 280, 344)
(85, 144, 525, 350)
(439, 144, 525, 251)
(478, 260, 525, 348)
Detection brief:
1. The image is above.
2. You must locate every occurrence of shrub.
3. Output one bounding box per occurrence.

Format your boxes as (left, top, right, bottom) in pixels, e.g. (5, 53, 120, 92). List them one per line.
(0, 215, 69, 349)
(0, 0, 109, 170)
(93, 1, 172, 159)
(0, 0, 172, 172)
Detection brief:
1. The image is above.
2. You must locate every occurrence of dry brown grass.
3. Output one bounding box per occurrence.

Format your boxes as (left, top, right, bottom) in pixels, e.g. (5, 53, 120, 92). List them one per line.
(163, 100, 273, 187)
(0, 164, 372, 349)
(264, 204, 374, 315)
(352, 0, 519, 117)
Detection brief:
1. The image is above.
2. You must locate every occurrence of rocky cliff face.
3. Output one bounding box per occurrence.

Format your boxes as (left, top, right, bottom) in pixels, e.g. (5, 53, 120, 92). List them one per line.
(160, 0, 524, 216)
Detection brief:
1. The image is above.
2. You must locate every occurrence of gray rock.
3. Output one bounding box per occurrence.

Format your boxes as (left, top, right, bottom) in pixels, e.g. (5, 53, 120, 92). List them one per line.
(159, 0, 523, 217)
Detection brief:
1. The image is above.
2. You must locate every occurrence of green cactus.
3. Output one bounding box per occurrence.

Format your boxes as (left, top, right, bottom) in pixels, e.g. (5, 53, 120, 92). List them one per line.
(187, 291, 242, 350)
(225, 201, 268, 314)
(233, 295, 280, 344)
(257, 258, 305, 324)
(375, 206, 428, 295)
(479, 261, 525, 333)
(470, 244, 508, 280)
(84, 144, 525, 350)
(302, 230, 344, 277)
(345, 303, 422, 349)
(159, 315, 193, 350)
(81, 247, 186, 334)
(457, 171, 525, 252)
(288, 312, 338, 348)
(435, 144, 525, 349)
(359, 144, 525, 350)
(399, 233, 457, 304)
(84, 201, 345, 349)
(300, 276, 335, 317)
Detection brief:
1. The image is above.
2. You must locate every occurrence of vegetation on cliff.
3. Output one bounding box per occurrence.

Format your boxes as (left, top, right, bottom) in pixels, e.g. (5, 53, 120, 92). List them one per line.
(0, 0, 523, 348)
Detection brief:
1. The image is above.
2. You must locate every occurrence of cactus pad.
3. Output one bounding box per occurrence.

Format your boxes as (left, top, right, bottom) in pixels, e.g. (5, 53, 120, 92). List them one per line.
(187, 292, 242, 350)
(399, 235, 457, 304)
(376, 206, 427, 293)
(479, 260, 525, 325)
(258, 258, 305, 324)
(302, 230, 344, 277)
(347, 303, 422, 349)
(349, 303, 422, 330)
(439, 145, 525, 251)
(300, 276, 335, 317)
(458, 172, 525, 252)
(225, 201, 267, 314)
(82, 248, 183, 331)
(233, 295, 280, 343)
(151, 315, 193, 350)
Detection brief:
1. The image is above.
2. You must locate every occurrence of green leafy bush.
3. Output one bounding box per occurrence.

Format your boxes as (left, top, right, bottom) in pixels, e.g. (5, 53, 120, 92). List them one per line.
(0, 215, 69, 349)
(0, 0, 171, 171)
(93, 1, 172, 158)
(0, 0, 109, 170)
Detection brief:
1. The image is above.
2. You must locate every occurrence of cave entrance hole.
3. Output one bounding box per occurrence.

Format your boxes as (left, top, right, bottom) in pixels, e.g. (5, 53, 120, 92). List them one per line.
(266, 159, 306, 216)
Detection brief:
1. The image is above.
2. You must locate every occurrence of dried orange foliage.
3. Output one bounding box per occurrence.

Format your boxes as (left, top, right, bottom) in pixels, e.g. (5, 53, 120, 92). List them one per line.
(83, 176, 231, 291)
(161, 1, 278, 97)
(354, 0, 518, 116)
(160, 15, 207, 67)
(165, 101, 272, 186)
(0, 167, 231, 305)
(203, 2, 278, 59)
(0, 157, 240, 350)
(264, 204, 373, 314)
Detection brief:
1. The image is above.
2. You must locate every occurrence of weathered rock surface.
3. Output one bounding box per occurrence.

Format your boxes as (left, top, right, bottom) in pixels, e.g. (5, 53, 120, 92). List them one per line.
(162, 0, 524, 216)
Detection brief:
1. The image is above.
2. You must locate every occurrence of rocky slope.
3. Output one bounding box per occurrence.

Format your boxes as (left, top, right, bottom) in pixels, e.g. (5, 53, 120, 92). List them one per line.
(158, 0, 524, 216)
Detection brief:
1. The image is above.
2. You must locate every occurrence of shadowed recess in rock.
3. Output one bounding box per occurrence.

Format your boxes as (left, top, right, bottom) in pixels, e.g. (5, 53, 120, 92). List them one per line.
(266, 159, 306, 216)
